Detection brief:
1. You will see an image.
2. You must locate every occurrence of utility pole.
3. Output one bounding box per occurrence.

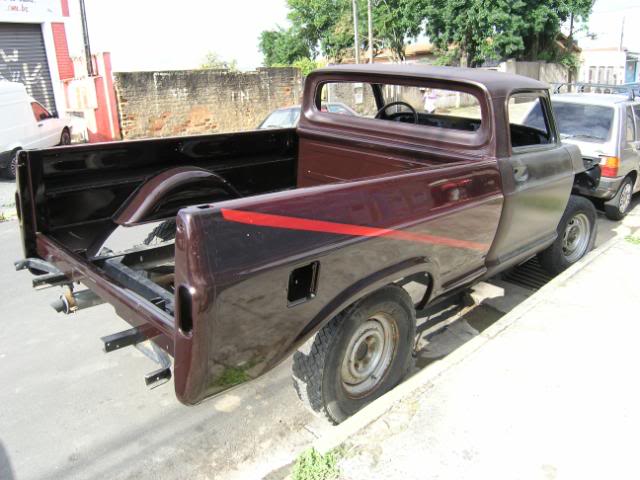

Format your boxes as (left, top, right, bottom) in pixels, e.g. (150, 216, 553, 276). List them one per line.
(367, 0, 373, 64)
(352, 0, 360, 64)
(79, 0, 95, 76)
(620, 16, 625, 51)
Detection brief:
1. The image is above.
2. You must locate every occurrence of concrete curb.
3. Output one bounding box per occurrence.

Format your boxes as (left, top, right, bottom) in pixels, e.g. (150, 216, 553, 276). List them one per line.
(315, 233, 626, 454)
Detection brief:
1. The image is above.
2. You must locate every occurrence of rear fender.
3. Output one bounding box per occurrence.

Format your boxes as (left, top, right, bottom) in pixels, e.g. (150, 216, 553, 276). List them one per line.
(293, 257, 438, 344)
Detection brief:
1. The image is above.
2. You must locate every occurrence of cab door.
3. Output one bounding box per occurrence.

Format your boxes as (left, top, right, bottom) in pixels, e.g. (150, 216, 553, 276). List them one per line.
(486, 92, 575, 269)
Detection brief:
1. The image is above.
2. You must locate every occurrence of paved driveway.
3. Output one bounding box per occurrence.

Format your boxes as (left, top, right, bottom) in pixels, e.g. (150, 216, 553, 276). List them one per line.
(0, 195, 636, 480)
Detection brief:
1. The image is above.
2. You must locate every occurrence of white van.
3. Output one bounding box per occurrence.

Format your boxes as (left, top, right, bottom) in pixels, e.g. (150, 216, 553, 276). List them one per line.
(0, 81, 71, 179)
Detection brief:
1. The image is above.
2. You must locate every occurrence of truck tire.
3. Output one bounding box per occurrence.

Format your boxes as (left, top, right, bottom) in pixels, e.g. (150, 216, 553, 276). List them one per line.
(292, 285, 416, 424)
(538, 195, 596, 276)
(604, 176, 633, 221)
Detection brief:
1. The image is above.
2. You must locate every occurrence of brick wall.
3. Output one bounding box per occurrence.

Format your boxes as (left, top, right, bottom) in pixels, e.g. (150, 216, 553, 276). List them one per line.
(114, 68, 303, 139)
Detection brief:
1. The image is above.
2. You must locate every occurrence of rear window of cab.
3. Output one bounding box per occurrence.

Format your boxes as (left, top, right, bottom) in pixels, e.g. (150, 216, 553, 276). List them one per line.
(313, 80, 488, 143)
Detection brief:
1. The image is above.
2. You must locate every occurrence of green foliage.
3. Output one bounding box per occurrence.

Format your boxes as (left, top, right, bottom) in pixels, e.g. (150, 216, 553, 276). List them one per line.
(259, 27, 313, 66)
(199, 52, 238, 71)
(625, 235, 640, 246)
(424, 0, 594, 67)
(373, 0, 425, 61)
(283, 0, 425, 62)
(292, 448, 341, 480)
(291, 57, 324, 77)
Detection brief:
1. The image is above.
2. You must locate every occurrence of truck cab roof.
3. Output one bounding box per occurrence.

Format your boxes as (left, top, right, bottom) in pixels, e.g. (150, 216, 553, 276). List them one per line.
(315, 64, 549, 99)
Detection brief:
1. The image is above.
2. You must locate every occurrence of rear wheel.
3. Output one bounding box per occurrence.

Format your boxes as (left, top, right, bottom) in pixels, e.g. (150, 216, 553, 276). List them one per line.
(292, 285, 416, 424)
(604, 177, 633, 221)
(538, 195, 597, 275)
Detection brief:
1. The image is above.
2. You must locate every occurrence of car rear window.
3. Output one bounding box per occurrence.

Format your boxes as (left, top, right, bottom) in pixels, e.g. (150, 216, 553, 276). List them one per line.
(535, 102, 614, 142)
(260, 108, 299, 129)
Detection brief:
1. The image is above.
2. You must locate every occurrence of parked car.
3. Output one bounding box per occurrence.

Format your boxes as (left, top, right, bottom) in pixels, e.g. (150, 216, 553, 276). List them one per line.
(524, 84, 640, 220)
(0, 81, 72, 180)
(258, 102, 357, 129)
(15, 65, 596, 424)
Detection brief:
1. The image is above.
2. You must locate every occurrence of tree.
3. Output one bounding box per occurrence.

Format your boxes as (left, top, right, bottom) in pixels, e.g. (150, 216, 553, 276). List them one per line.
(259, 27, 313, 66)
(373, 0, 426, 61)
(423, 0, 594, 67)
(200, 52, 238, 71)
(287, 0, 358, 63)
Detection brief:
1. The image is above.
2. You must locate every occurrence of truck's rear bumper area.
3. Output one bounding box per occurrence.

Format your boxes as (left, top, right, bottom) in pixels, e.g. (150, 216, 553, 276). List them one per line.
(35, 234, 176, 354)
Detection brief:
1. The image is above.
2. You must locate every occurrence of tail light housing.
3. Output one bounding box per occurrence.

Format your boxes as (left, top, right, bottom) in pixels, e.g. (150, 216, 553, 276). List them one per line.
(599, 156, 620, 177)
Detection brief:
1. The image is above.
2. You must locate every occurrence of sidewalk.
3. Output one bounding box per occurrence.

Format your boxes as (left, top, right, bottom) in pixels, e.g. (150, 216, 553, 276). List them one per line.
(312, 211, 640, 479)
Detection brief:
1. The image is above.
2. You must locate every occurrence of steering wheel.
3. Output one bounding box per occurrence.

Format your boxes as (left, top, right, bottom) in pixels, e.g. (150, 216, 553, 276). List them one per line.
(375, 101, 419, 124)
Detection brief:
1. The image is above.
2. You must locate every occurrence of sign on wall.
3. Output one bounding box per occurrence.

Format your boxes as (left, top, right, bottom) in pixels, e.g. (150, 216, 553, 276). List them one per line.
(0, 0, 60, 19)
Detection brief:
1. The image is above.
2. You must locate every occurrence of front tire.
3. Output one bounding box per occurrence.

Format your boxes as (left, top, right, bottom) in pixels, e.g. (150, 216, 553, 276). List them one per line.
(292, 285, 416, 424)
(538, 195, 597, 275)
(604, 177, 633, 221)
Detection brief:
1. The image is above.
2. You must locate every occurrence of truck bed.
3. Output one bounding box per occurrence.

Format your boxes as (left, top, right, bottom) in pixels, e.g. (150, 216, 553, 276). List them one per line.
(17, 124, 503, 405)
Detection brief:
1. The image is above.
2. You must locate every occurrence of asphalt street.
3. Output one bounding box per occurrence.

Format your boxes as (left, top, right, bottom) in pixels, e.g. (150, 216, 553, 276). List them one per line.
(0, 176, 635, 480)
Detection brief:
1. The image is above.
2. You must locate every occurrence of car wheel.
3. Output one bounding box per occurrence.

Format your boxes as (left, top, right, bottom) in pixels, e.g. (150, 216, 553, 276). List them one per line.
(538, 195, 597, 276)
(604, 177, 633, 221)
(292, 285, 415, 424)
(4, 149, 20, 180)
(59, 128, 71, 146)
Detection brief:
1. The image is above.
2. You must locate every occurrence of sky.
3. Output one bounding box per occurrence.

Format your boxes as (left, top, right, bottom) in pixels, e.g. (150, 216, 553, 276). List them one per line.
(65, 0, 640, 73)
(67, 0, 291, 72)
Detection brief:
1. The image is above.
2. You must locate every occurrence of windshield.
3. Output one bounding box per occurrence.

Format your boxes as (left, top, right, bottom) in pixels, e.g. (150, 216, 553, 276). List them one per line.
(526, 101, 614, 142)
(259, 108, 300, 129)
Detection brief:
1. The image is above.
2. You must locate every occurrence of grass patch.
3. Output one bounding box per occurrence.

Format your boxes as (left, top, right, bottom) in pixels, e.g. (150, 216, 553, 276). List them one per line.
(292, 448, 342, 480)
(625, 235, 640, 245)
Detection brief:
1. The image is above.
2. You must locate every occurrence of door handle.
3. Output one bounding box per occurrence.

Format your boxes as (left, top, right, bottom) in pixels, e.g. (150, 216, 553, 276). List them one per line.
(513, 164, 529, 183)
(37, 123, 43, 128)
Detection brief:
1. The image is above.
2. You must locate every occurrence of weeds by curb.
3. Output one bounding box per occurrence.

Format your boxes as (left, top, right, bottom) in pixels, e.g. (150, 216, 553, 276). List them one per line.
(291, 448, 342, 480)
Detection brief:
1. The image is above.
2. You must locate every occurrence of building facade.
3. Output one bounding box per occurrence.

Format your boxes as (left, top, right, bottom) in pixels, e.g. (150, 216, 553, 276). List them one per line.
(579, 48, 640, 85)
(0, 0, 119, 141)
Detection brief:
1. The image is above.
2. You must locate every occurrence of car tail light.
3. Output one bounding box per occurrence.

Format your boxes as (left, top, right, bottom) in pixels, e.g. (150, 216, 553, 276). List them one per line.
(599, 156, 620, 177)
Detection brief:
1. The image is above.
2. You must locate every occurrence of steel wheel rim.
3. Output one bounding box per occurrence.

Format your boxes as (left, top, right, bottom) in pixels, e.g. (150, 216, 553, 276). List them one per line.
(340, 313, 398, 397)
(562, 212, 590, 263)
(619, 182, 632, 214)
(9, 156, 16, 178)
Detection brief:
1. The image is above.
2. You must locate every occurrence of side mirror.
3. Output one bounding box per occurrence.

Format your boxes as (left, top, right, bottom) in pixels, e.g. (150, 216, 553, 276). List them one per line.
(39, 113, 48, 121)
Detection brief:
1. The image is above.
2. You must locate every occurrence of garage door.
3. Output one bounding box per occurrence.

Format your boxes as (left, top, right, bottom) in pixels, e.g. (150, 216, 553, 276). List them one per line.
(0, 22, 57, 115)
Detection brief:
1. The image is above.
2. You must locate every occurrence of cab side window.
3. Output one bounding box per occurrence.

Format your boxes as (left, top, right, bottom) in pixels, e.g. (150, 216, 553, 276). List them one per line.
(31, 102, 52, 121)
(510, 94, 553, 148)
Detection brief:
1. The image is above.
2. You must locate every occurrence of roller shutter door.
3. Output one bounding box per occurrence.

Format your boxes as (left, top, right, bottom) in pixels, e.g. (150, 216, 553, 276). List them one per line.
(0, 22, 57, 114)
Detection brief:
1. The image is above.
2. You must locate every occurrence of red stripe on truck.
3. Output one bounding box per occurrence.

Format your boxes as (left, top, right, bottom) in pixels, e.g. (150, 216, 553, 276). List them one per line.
(220, 208, 488, 251)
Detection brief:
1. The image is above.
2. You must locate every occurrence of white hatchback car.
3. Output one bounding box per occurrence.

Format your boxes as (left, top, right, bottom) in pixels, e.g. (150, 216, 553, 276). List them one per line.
(0, 81, 72, 179)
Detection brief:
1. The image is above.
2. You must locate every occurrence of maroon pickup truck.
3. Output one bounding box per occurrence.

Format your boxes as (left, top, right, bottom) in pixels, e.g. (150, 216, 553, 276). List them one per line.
(15, 65, 597, 423)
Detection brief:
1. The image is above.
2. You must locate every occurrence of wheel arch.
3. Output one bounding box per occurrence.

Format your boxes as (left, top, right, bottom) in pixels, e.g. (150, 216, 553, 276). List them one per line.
(291, 256, 439, 350)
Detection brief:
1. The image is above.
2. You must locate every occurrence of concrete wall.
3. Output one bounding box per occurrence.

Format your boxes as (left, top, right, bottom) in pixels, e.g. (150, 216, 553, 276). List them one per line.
(498, 59, 569, 84)
(114, 68, 303, 139)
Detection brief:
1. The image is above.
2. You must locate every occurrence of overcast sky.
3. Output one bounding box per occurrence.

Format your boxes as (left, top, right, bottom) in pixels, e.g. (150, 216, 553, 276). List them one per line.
(68, 0, 640, 73)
